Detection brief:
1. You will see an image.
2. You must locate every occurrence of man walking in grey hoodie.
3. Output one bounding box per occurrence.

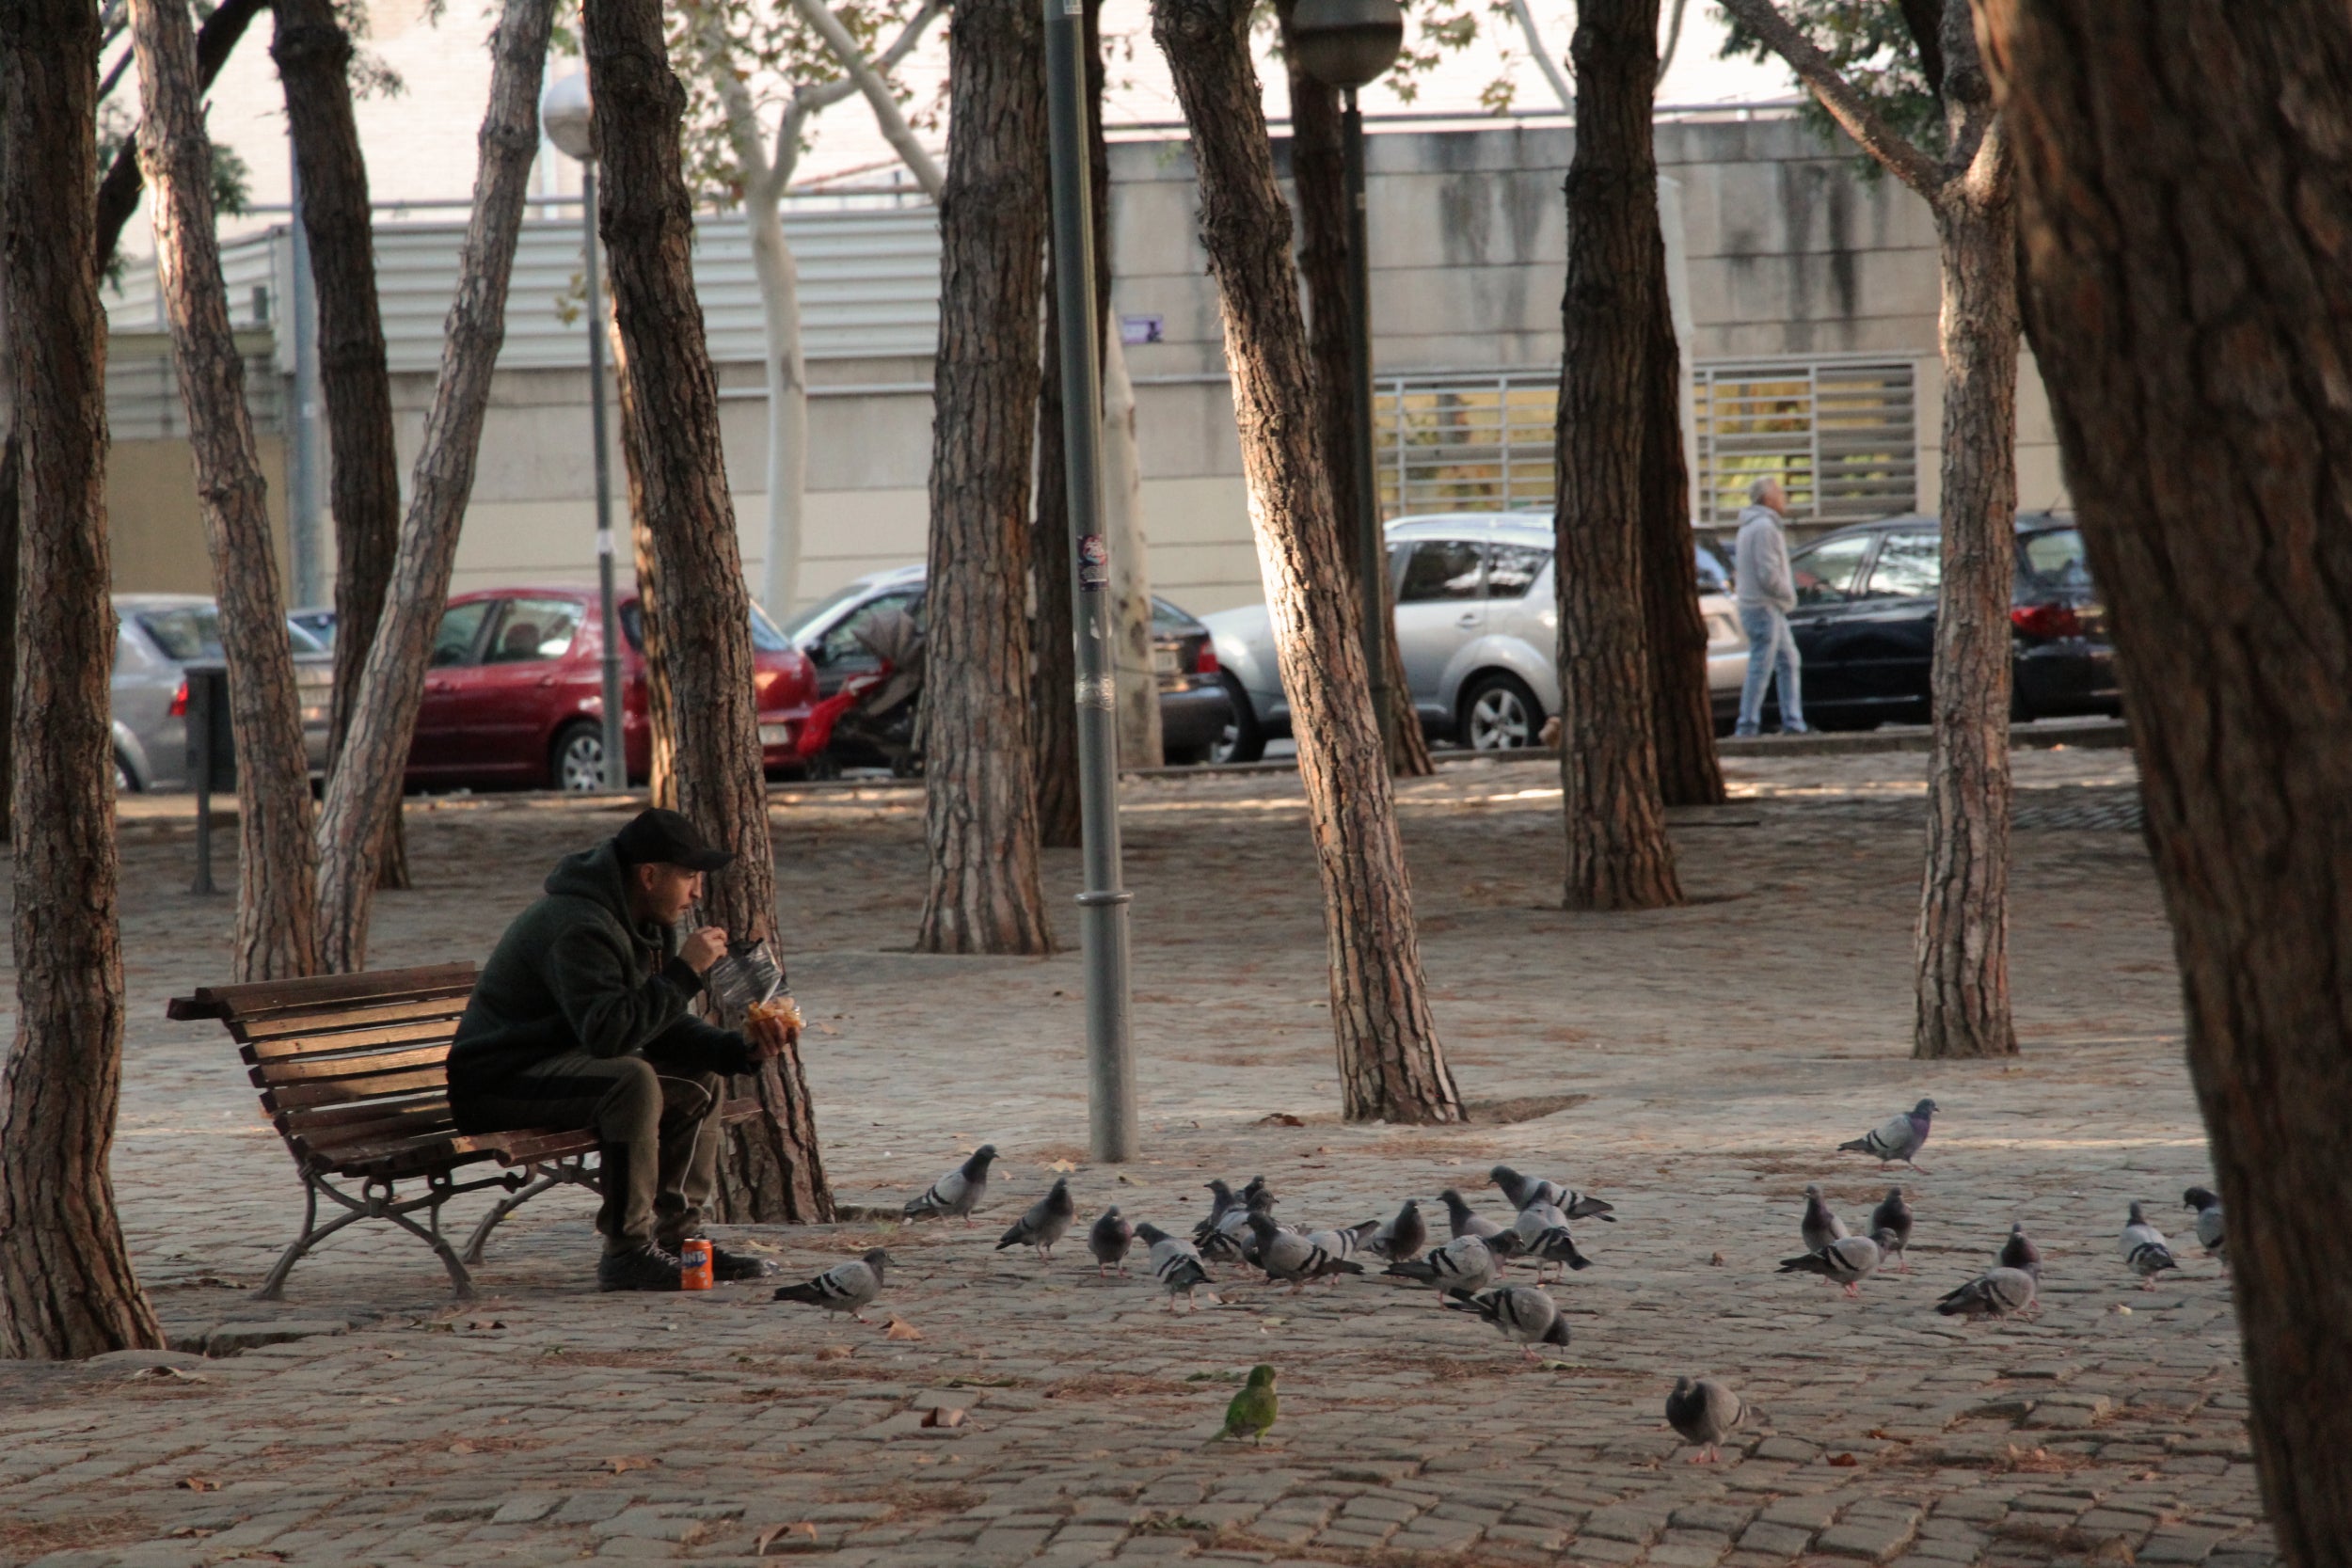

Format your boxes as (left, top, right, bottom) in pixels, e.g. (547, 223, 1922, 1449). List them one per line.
(1732, 476, 1807, 736)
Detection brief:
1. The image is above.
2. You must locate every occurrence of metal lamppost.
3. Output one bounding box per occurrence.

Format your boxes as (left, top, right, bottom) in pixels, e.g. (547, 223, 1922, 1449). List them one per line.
(1290, 0, 1404, 759)
(1041, 0, 1137, 1163)
(540, 71, 628, 792)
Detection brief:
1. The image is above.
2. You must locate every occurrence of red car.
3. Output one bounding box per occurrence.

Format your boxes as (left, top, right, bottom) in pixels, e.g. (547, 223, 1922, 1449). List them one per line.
(405, 587, 817, 791)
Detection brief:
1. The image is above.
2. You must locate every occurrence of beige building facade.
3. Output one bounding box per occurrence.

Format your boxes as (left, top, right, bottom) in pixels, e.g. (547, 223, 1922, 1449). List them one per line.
(104, 113, 2067, 620)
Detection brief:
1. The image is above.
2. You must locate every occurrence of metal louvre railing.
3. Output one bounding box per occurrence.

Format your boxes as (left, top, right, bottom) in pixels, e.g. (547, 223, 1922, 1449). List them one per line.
(105, 340, 284, 441)
(1692, 358, 1918, 525)
(1371, 356, 1920, 526)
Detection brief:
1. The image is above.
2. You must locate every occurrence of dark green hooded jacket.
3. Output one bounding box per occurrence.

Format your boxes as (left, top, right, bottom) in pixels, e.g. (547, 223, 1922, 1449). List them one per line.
(447, 841, 753, 1117)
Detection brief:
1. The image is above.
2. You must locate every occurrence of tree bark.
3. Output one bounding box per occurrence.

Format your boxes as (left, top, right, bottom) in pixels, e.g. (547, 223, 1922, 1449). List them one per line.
(1912, 178, 2018, 1059)
(0, 433, 17, 839)
(273, 0, 409, 899)
(1101, 335, 1162, 768)
(1979, 6, 2352, 1553)
(744, 181, 810, 621)
(1553, 0, 1681, 911)
(0, 0, 165, 1358)
(134, 0, 322, 982)
(93, 0, 267, 275)
(609, 316, 675, 808)
(1639, 239, 1724, 807)
(1277, 13, 1431, 777)
(1152, 0, 1460, 1123)
(310, 0, 552, 970)
(916, 0, 1055, 954)
(589, 0, 832, 1222)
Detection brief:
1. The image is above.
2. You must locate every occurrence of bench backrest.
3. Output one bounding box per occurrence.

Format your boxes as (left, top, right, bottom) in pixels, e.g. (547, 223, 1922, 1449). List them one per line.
(167, 963, 479, 1174)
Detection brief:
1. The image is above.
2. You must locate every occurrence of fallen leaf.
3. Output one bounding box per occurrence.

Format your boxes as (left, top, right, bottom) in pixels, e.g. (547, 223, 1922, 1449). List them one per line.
(814, 1343, 853, 1361)
(1046, 1158, 1078, 1173)
(167, 1527, 215, 1539)
(920, 1406, 965, 1429)
(1257, 1113, 1304, 1127)
(1826, 1452, 1860, 1467)
(178, 1477, 218, 1492)
(1708, 1251, 1726, 1267)
(448, 1441, 476, 1455)
(605, 1455, 658, 1474)
(883, 1319, 924, 1341)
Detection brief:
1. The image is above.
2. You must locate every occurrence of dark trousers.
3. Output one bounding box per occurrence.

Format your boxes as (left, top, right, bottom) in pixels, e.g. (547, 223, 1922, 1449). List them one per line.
(458, 1040, 724, 1257)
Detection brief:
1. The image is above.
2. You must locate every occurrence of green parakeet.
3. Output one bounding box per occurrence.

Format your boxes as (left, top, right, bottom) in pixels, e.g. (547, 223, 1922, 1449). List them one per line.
(1218, 1364, 1279, 1444)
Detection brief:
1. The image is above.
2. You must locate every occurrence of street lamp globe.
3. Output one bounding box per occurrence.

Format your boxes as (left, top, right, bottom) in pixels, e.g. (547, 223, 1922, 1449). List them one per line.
(540, 71, 596, 163)
(1288, 0, 1404, 91)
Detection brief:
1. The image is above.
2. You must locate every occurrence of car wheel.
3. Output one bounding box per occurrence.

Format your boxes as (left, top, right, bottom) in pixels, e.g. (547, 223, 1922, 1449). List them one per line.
(1460, 673, 1542, 752)
(114, 752, 137, 793)
(1209, 674, 1265, 765)
(550, 721, 609, 792)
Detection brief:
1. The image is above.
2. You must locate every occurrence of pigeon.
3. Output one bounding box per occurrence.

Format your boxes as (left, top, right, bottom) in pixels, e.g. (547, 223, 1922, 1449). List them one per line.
(1870, 1187, 1914, 1273)
(1801, 1184, 1850, 1256)
(1236, 1189, 1296, 1267)
(1839, 1098, 1938, 1172)
(1305, 1220, 1381, 1267)
(1384, 1234, 1500, 1300)
(2183, 1187, 2226, 1269)
(1438, 1188, 1511, 1245)
(902, 1144, 998, 1225)
(1192, 1180, 1241, 1245)
(1216, 1364, 1279, 1444)
(1936, 1265, 2038, 1322)
(1500, 1199, 1571, 1257)
(1239, 1175, 1270, 1208)
(1089, 1206, 1135, 1277)
(1778, 1233, 1882, 1297)
(772, 1248, 891, 1322)
(1369, 1199, 1427, 1262)
(1443, 1285, 1570, 1361)
(1665, 1376, 1747, 1463)
(995, 1177, 1076, 1261)
(1489, 1164, 1617, 1223)
(1518, 1225, 1596, 1285)
(1999, 1222, 2042, 1281)
(2121, 1201, 2177, 1289)
(1248, 1212, 1363, 1292)
(1199, 1190, 1259, 1264)
(1136, 1223, 1215, 1312)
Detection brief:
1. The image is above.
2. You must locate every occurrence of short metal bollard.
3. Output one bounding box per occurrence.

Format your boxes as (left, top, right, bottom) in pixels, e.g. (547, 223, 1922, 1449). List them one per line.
(183, 663, 233, 896)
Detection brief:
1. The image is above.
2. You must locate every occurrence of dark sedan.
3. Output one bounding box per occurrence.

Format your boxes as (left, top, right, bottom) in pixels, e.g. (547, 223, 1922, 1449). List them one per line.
(1720, 511, 2122, 731)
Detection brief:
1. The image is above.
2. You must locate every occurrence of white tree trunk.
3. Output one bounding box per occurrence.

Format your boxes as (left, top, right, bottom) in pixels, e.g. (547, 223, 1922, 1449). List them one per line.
(1101, 332, 1162, 765)
(748, 185, 810, 617)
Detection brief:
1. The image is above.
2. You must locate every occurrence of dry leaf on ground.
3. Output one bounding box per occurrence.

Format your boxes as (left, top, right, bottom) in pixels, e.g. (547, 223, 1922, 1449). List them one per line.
(884, 1320, 923, 1341)
(605, 1455, 658, 1474)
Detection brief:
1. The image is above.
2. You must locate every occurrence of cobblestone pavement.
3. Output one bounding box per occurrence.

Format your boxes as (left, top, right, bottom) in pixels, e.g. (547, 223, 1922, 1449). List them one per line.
(3, 748, 2274, 1568)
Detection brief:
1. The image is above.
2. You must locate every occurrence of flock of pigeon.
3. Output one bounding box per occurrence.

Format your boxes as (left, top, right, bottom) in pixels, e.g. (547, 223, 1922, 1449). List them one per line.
(768, 1098, 2228, 1460)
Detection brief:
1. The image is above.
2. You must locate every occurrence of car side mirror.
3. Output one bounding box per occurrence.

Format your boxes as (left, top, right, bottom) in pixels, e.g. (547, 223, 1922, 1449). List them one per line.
(806, 642, 831, 667)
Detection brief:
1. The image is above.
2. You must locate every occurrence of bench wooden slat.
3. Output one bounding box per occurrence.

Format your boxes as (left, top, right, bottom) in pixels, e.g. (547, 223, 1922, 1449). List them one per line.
(281, 1104, 457, 1154)
(236, 994, 473, 1041)
(263, 1066, 453, 1112)
(250, 1043, 453, 1085)
(167, 963, 479, 1022)
(240, 1019, 461, 1060)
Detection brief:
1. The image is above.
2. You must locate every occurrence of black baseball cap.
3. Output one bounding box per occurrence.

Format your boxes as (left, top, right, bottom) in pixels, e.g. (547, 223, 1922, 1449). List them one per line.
(612, 808, 735, 872)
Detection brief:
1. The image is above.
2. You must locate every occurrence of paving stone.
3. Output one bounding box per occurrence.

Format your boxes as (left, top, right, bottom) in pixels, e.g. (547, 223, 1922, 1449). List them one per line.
(1817, 1516, 1921, 1562)
(200, 1321, 350, 1356)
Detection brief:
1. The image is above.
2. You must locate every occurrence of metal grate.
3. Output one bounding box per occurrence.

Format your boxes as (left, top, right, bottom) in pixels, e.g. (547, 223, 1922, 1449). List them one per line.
(1373, 370, 1558, 518)
(104, 341, 284, 440)
(1692, 357, 1918, 525)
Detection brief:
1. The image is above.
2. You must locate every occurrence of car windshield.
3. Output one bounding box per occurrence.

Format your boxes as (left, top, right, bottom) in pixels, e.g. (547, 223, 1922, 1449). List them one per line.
(618, 601, 799, 655)
(1151, 597, 1202, 636)
(2018, 528, 2093, 592)
(138, 605, 326, 659)
(776, 581, 883, 641)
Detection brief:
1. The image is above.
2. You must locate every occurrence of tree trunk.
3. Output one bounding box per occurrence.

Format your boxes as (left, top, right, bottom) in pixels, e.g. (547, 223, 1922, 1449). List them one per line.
(746, 182, 810, 620)
(0, 432, 17, 840)
(917, 0, 1054, 955)
(1979, 3, 2352, 1553)
(1152, 0, 1460, 1123)
(1101, 334, 1163, 767)
(93, 0, 268, 275)
(589, 0, 832, 1222)
(0, 0, 165, 1358)
(134, 0, 322, 982)
(610, 316, 676, 808)
(310, 0, 552, 970)
(1912, 180, 2019, 1060)
(1639, 236, 1724, 807)
(1553, 0, 1681, 912)
(1277, 16, 1431, 777)
(273, 0, 410, 900)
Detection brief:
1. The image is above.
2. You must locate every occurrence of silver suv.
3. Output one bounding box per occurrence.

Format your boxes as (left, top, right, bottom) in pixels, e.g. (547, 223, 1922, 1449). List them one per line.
(1201, 514, 1748, 759)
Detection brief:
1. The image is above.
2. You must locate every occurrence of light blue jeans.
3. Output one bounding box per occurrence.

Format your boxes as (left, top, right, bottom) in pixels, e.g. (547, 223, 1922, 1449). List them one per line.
(1736, 604, 1806, 736)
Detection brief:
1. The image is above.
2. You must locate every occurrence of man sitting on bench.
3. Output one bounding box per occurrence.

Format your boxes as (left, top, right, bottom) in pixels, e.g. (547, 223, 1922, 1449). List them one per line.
(449, 807, 792, 1291)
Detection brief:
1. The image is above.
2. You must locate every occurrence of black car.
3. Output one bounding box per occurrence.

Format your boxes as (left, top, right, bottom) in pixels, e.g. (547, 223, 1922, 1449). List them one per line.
(1720, 511, 2122, 731)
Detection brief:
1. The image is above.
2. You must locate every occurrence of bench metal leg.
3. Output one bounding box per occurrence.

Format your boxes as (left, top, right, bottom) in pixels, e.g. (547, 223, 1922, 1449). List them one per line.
(258, 1169, 499, 1302)
(460, 1154, 599, 1265)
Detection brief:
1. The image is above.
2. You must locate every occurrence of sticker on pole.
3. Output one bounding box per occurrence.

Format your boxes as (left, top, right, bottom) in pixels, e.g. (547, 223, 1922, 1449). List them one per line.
(1077, 533, 1109, 593)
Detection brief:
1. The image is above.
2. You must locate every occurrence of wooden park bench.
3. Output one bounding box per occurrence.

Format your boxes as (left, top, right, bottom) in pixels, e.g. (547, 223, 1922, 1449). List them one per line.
(168, 962, 756, 1301)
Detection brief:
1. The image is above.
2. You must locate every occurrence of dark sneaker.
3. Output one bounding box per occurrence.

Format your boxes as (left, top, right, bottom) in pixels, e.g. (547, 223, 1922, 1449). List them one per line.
(598, 1244, 684, 1292)
(710, 1245, 777, 1283)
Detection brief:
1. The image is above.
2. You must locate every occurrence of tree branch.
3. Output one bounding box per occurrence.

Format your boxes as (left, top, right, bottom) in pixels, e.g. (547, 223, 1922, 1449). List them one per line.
(1507, 0, 1573, 111)
(1713, 0, 1944, 198)
(1658, 0, 1690, 84)
(788, 0, 944, 198)
(93, 0, 269, 272)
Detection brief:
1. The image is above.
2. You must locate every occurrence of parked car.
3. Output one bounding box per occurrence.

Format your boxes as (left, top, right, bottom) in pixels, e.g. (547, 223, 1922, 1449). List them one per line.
(777, 565, 1234, 766)
(111, 594, 334, 791)
(1202, 514, 1749, 760)
(1727, 510, 2121, 731)
(289, 606, 338, 648)
(300, 589, 819, 790)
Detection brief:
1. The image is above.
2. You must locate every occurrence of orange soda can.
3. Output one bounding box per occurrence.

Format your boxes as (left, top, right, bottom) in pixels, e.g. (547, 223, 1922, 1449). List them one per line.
(679, 1238, 714, 1291)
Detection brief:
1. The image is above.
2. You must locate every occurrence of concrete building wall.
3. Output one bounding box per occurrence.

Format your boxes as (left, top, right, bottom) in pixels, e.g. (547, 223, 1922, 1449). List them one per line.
(106, 116, 2067, 621)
